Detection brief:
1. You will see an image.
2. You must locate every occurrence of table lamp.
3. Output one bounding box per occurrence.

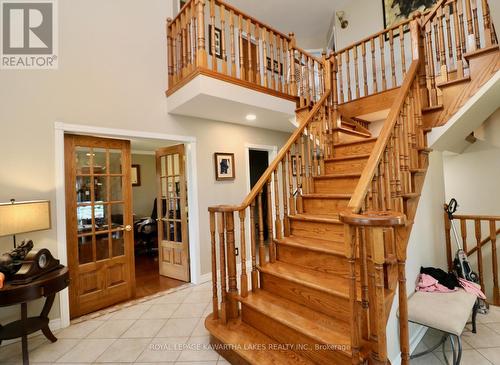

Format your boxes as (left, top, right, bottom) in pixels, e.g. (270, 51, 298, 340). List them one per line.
(0, 199, 51, 248)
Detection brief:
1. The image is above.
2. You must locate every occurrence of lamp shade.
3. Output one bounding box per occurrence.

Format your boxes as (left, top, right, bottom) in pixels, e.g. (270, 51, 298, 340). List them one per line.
(0, 200, 51, 237)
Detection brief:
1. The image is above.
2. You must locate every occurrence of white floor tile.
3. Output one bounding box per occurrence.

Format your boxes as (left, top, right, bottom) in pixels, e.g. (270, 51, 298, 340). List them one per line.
(111, 304, 152, 320)
(28, 338, 79, 362)
(135, 337, 188, 363)
(140, 304, 180, 319)
(121, 319, 167, 338)
(95, 338, 151, 363)
(87, 319, 135, 339)
(56, 338, 115, 363)
(171, 303, 208, 319)
(56, 320, 103, 339)
(478, 347, 500, 364)
(156, 318, 199, 338)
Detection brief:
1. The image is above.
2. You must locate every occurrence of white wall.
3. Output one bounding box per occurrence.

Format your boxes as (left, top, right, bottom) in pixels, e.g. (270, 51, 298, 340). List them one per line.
(387, 151, 448, 363)
(0, 0, 289, 325)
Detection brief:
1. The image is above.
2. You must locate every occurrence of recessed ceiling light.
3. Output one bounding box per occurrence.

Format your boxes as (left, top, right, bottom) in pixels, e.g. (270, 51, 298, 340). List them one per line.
(246, 114, 257, 121)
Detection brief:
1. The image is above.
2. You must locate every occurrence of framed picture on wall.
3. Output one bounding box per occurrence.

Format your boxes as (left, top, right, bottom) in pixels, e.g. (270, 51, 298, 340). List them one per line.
(214, 153, 235, 181)
(208, 25, 223, 59)
(266, 57, 283, 76)
(382, 0, 437, 30)
(131, 164, 141, 186)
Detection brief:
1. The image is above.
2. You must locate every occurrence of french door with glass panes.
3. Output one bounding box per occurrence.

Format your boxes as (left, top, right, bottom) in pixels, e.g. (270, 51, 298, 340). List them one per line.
(64, 135, 135, 318)
(155, 144, 190, 282)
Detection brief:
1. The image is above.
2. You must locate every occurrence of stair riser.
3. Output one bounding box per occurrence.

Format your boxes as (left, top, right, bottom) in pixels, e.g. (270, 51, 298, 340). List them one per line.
(242, 306, 351, 365)
(302, 197, 349, 215)
(332, 130, 367, 144)
(276, 244, 355, 278)
(261, 272, 350, 321)
(325, 158, 369, 174)
(313, 177, 359, 194)
(333, 141, 376, 158)
(289, 219, 344, 242)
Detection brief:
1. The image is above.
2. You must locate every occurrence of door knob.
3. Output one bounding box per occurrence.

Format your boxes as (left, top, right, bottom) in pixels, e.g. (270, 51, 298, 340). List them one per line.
(125, 225, 132, 232)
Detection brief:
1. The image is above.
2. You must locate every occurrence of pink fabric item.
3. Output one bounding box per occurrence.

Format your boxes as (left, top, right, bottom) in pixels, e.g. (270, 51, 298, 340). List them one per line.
(458, 278, 486, 299)
(416, 273, 457, 293)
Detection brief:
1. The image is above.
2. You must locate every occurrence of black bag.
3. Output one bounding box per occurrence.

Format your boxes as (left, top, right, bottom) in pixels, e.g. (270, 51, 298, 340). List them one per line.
(420, 266, 460, 290)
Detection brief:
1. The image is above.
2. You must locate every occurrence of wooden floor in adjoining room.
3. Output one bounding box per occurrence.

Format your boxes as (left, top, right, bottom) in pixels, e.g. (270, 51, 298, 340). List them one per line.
(134, 254, 185, 299)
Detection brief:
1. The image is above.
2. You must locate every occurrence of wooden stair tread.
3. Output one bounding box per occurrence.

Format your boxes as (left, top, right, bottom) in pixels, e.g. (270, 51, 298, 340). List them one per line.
(326, 153, 371, 162)
(410, 168, 427, 174)
(240, 290, 351, 352)
(331, 127, 372, 138)
(275, 235, 345, 255)
(313, 172, 362, 179)
(333, 137, 377, 147)
(436, 76, 471, 88)
(464, 44, 499, 59)
(302, 193, 352, 199)
(206, 317, 316, 365)
(259, 261, 349, 298)
(289, 213, 342, 224)
(422, 105, 444, 113)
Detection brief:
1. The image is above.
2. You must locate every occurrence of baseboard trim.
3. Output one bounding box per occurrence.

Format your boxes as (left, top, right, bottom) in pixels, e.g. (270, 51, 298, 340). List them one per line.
(390, 325, 428, 365)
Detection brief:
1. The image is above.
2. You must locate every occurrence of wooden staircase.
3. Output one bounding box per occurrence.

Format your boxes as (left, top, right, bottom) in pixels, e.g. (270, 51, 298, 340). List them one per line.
(199, 0, 499, 364)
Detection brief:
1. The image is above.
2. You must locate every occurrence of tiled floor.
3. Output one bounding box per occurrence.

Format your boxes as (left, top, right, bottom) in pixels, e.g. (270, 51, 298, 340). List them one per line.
(2, 281, 500, 364)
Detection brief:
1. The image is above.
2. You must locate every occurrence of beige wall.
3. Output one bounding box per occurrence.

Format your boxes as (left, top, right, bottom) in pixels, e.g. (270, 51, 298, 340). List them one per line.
(131, 154, 157, 218)
(0, 0, 289, 324)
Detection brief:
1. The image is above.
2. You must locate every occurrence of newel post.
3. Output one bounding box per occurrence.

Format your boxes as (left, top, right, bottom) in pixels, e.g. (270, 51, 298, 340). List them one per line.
(225, 211, 239, 320)
(196, 0, 207, 68)
(395, 225, 410, 365)
(410, 12, 429, 108)
(329, 52, 341, 129)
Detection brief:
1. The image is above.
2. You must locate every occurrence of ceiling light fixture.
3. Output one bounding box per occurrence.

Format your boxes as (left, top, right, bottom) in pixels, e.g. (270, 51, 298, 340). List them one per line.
(246, 114, 257, 121)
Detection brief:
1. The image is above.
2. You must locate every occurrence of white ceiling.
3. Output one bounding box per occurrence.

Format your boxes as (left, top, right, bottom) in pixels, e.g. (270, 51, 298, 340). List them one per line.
(224, 0, 348, 49)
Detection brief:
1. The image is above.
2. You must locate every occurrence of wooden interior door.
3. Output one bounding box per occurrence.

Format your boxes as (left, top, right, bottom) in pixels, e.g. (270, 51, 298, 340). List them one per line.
(156, 144, 190, 282)
(65, 135, 135, 318)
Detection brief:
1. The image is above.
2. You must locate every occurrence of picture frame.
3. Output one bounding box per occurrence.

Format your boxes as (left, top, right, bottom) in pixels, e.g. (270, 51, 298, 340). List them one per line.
(208, 25, 223, 59)
(214, 153, 235, 181)
(382, 0, 437, 31)
(291, 155, 302, 176)
(266, 57, 283, 76)
(131, 164, 141, 186)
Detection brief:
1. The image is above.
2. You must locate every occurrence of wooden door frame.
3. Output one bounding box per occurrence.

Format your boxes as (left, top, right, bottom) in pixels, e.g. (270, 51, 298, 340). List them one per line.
(54, 122, 200, 328)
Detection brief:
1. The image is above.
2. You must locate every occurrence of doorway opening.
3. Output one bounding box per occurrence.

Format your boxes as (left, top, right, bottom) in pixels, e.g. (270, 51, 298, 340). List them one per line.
(248, 149, 270, 240)
(63, 133, 192, 319)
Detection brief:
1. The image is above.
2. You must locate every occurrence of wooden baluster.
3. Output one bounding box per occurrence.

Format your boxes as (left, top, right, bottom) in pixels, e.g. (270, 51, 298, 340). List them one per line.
(184, 11, 191, 73)
(379, 34, 387, 91)
(246, 19, 253, 83)
(269, 32, 276, 90)
(345, 49, 352, 101)
(371, 227, 388, 364)
(283, 38, 289, 94)
(209, 0, 216, 71)
(217, 212, 227, 323)
(282, 159, 290, 236)
(307, 125, 315, 188)
(402, 101, 412, 193)
(238, 15, 245, 80)
(220, 5, 227, 74)
(331, 54, 339, 112)
(171, 21, 178, 83)
(289, 34, 297, 96)
(457, 0, 468, 63)
(389, 29, 397, 87)
(371, 38, 378, 93)
(181, 12, 187, 76)
(425, 22, 438, 106)
(372, 173, 379, 211)
(239, 210, 248, 298)
(300, 134, 308, 194)
(274, 170, 283, 240)
(191, 0, 197, 67)
(267, 179, 275, 262)
(491, 220, 499, 304)
(482, 0, 493, 47)
(400, 25, 407, 77)
(295, 142, 303, 213)
(361, 42, 368, 96)
(177, 19, 183, 76)
(345, 225, 361, 364)
(354, 46, 360, 98)
(229, 10, 236, 77)
(287, 151, 296, 216)
(262, 28, 268, 88)
(453, 0, 465, 79)
(472, 0, 481, 50)
(338, 53, 345, 103)
(359, 228, 370, 341)
(377, 161, 385, 211)
(225, 211, 238, 319)
(167, 19, 174, 87)
(255, 24, 261, 85)
(460, 219, 468, 253)
(395, 226, 410, 365)
(276, 35, 283, 93)
(445, 4, 453, 64)
(209, 211, 219, 319)
(310, 58, 317, 101)
(250, 201, 258, 291)
(465, 0, 476, 51)
(475, 219, 485, 292)
(444, 210, 453, 271)
(258, 192, 266, 265)
(304, 54, 311, 106)
(437, 6, 448, 82)
(384, 149, 392, 210)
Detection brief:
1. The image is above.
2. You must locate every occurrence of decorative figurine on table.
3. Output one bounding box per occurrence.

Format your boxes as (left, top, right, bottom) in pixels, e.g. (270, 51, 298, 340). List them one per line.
(0, 240, 61, 286)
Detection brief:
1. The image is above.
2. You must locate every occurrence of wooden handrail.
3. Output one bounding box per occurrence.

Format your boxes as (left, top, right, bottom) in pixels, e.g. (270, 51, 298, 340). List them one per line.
(347, 60, 420, 212)
(208, 89, 332, 214)
(453, 214, 500, 221)
(421, 0, 448, 27)
(467, 228, 500, 256)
